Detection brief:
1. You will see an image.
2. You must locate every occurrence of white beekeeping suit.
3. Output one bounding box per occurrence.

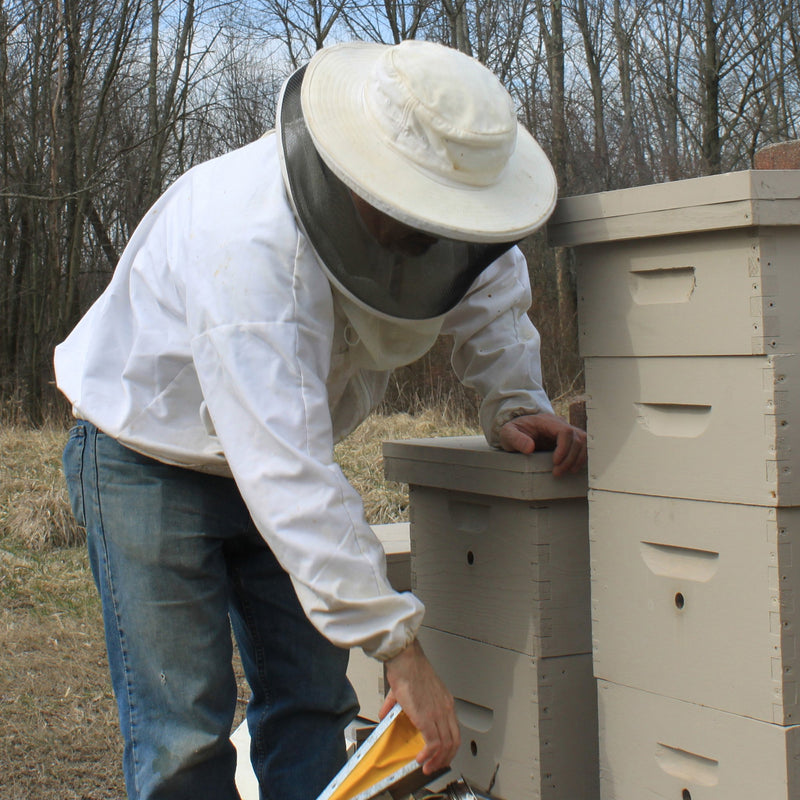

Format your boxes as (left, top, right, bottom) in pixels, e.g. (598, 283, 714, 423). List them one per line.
(54, 40, 556, 662)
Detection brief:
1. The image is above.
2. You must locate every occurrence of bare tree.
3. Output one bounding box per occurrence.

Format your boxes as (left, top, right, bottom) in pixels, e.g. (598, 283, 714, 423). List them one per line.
(212, 33, 283, 149)
(566, 0, 611, 189)
(145, 0, 197, 208)
(634, 0, 689, 181)
(346, 0, 435, 43)
(611, 0, 650, 183)
(440, 0, 473, 53)
(57, 0, 144, 340)
(532, 0, 573, 327)
(249, 0, 353, 68)
(5, 0, 800, 420)
(697, 0, 723, 172)
(1, 0, 68, 417)
(682, 0, 785, 174)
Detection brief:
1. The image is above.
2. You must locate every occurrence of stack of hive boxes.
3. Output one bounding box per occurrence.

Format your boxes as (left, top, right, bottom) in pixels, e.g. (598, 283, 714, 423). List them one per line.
(382, 436, 598, 800)
(548, 170, 800, 799)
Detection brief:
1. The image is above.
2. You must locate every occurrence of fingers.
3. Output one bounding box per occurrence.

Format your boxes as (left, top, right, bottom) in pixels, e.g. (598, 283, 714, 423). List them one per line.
(440, 699, 462, 772)
(498, 422, 536, 454)
(405, 682, 460, 774)
(498, 428, 520, 453)
(552, 424, 588, 477)
(498, 413, 587, 476)
(384, 640, 461, 773)
(412, 694, 461, 774)
(378, 690, 396, 721)
(415, 710, 460, 774)
(379, 684, 456, 773)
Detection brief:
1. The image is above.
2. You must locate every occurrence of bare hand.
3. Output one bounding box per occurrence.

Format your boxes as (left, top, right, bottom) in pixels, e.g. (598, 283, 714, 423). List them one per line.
(499, 411, 587, 477)
(381, 639, 460, 775)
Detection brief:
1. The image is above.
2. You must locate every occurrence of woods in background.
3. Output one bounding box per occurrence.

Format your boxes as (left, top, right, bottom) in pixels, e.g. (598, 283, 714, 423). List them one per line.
(2, 0, 799, 421)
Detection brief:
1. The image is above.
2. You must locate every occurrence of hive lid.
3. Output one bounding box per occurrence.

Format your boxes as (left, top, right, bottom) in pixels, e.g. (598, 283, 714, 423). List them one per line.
(382, 436, 587, 500)
(548, 169, 800, 247)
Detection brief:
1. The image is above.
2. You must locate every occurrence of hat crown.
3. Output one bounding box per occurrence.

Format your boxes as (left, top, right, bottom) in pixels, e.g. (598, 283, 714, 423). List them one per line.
(364, 40, 517, 188)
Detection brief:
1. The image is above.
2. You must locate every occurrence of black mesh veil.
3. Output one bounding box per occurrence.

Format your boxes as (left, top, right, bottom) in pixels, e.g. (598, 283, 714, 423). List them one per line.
(278, 65, 519, 320)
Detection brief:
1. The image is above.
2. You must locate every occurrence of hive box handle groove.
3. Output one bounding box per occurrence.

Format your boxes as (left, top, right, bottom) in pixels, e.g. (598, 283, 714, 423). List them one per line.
(635, 403, 712, 438)
(454, 698, 494, 733)
(629, 266, 696, 305)
(655, 743, 719, 786)
(639, 541, 720, 581)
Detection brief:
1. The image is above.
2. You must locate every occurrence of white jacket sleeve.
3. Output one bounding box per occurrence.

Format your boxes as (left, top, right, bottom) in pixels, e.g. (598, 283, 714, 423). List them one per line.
(177, 145, 423, 661)
(441, 246, 554, 446)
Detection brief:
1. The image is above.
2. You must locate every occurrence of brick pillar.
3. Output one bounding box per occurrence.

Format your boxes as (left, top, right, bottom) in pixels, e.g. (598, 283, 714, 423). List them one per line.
(754, 140, 800, 169)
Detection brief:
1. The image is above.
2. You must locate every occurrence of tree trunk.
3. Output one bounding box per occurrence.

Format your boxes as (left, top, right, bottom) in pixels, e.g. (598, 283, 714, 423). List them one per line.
(613, 0, 639, 181)
(700, 0, 721, 174)
(534, 0, 574, 348)
(441, 0, 472, 54)
(572, 0, 609, 188)
(146, 0, 161, 206)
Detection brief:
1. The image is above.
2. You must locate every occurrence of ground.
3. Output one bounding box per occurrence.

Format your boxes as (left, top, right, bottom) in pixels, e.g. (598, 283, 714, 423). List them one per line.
(1, 546, 131, 799)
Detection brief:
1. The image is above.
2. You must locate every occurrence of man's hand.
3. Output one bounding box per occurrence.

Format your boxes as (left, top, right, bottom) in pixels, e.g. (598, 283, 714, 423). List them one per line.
(381, 639, 460, 775)
(499, 411, 587, 477)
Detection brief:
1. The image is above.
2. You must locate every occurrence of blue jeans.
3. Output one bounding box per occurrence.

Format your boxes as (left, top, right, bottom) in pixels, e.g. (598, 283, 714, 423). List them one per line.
(63, 420, 358, 800)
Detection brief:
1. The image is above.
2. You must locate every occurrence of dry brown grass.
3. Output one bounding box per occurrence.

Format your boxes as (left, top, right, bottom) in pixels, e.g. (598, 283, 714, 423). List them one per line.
(0, 426, 125, 798)
(1, 425, 84, 550)
(335, 409, 479, 524)
(0, 603, 123, 800)
(0, 411, 479, 799)
(0, 412, 479, 554)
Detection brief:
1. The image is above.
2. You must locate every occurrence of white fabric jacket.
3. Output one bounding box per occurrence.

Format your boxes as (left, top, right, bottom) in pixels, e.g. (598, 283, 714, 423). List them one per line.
(54, 133, 553, 661)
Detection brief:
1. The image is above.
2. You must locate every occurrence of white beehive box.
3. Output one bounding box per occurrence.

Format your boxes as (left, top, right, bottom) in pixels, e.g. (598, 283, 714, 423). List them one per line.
(584, 354, 800, 505)
(548, 171, 800, 358)
(409, 484, 590, 658)
(419, 626, 599, 800)
(597, 680, 800, 800)
(372, 522, 413, 594)
(590, 490, 800, 724)
(346, 523, 411, 722)
(383, 437, 590, 658)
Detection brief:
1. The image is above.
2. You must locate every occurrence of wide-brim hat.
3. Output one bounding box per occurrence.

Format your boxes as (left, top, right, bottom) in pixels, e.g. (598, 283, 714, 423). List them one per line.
(300, 40, 558, 244)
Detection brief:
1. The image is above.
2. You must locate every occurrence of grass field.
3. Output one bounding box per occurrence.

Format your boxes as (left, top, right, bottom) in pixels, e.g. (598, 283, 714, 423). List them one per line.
(0, 411, 478, 799)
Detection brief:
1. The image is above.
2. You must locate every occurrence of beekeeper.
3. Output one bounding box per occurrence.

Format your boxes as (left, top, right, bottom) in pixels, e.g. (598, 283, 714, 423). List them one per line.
(55, 39, 587, 800)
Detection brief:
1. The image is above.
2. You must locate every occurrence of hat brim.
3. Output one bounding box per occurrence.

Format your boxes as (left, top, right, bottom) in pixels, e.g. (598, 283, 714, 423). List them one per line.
(300, 42, 558, 244)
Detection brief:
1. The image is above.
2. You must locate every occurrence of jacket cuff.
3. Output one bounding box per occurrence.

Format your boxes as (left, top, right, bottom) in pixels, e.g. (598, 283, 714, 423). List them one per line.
(371, 623, 420, 663)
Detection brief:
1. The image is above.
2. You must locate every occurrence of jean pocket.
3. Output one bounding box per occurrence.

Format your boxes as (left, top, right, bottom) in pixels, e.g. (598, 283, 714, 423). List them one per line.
(62, 424, 87, 528)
